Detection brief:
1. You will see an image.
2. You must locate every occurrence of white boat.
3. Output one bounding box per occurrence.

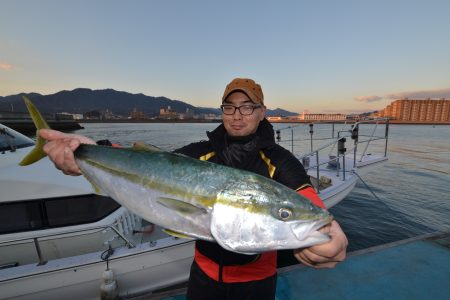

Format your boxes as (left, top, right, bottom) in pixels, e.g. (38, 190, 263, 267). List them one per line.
(0, 119, 389, 299)
(296, 120, 389, 208)
(0, 124, 194, 300)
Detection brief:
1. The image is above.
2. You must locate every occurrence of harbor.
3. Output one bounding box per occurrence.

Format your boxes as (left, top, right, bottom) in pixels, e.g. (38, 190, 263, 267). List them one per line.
(2, 118, 450, 299)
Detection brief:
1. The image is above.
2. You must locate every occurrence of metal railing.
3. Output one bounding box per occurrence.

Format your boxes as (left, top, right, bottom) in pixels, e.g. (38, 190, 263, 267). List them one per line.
(0, 223, 135, 267)
(277, 119, 390, 193)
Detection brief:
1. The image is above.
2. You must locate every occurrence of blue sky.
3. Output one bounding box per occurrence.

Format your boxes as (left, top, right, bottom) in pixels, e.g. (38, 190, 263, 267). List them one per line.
(1, 0, 450, 113)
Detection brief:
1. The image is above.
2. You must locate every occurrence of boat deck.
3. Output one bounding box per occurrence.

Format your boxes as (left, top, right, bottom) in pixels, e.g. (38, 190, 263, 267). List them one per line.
(146, 231, 450, 300)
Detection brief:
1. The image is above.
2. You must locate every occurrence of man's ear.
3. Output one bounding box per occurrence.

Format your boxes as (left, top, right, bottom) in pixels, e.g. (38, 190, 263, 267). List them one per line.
(260, 105, 267, 121)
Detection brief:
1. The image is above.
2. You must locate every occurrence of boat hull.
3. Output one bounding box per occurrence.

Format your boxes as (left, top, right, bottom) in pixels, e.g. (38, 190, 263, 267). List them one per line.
(0, 239, 194, 299)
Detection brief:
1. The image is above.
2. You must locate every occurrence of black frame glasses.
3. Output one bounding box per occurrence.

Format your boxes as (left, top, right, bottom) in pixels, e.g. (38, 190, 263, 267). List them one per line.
(220, 104, 262, 115)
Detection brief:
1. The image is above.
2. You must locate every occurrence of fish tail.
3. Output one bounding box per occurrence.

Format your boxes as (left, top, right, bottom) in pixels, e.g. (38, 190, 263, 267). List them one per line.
(19, 96, 50, 166)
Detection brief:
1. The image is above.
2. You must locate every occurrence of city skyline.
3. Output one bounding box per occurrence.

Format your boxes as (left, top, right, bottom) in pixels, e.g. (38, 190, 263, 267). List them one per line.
(1, 1, 450, 114)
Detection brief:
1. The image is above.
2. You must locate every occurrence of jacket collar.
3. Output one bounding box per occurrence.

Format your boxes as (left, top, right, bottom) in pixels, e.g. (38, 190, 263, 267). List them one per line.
(207, 118, 276, 152)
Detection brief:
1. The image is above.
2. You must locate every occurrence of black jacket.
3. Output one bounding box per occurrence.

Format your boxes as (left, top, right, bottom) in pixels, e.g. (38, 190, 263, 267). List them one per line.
(175, 119, 311, 265)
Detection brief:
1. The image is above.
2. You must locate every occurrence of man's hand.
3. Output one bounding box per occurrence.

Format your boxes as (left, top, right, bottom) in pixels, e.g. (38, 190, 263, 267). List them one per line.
(294, 220, 348, 268)
(39, 129, 96, 176)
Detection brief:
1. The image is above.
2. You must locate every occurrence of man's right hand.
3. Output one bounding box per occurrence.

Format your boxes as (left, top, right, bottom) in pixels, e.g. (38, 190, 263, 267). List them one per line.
(39, 129, 96, 176)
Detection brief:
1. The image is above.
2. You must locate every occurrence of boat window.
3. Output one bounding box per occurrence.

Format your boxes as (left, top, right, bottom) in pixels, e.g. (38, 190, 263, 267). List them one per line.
(45, 195, 120, 227)
(0, 125, 34, 152)
(0, 195, 120, 234)
(0, 201, 43, 233)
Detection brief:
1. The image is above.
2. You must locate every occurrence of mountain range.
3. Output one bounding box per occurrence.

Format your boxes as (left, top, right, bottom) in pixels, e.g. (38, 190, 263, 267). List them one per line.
(0, 88, 298, 117)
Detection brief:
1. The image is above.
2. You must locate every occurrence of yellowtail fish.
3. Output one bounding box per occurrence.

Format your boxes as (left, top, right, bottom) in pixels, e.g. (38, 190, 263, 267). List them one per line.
(20, 97, 332, 254)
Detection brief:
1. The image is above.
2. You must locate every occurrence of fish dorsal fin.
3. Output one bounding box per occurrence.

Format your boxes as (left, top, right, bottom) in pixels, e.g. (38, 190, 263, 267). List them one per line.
(157, 197, 207, 216)
(132, 141, 162, 152)
(162, 228, 194, 239)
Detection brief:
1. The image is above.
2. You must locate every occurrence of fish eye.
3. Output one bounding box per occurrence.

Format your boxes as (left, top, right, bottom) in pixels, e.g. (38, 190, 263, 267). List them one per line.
(278, 208, 292, 221)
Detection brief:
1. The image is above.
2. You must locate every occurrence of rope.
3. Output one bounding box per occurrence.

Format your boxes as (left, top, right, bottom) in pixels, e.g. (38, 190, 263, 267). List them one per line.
(353, 171, 383, 202)
(101, 244, 114, 270)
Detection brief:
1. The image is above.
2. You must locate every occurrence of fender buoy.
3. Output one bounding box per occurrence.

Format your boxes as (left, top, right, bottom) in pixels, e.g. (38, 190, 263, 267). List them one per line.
(100, 269, 118, 300)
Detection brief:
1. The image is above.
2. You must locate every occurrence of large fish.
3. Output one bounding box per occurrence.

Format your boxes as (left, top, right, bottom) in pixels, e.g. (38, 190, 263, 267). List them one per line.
(20, 97, 332, 254)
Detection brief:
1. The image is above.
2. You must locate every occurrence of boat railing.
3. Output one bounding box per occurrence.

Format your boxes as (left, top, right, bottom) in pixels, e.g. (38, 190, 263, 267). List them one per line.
(278, 119, 389, 193)
(346, 118, 389, 167)
(0, 220, 136, 268)
(298, 137, 349, 192)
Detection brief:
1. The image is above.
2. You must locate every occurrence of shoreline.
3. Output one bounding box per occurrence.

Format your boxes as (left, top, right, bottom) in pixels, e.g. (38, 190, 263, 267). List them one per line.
(267, 120, 450, 125)
(80, 119, 450, 125)
(2, 119, 449, 136)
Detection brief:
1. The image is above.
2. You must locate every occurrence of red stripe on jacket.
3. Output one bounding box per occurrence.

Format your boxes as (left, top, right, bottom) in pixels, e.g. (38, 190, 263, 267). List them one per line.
(194, 248, 277, 283)
(298, 186, 327, 209)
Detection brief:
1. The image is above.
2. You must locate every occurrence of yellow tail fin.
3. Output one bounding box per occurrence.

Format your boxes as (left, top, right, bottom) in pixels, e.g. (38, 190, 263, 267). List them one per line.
(19, 96, 50, 166)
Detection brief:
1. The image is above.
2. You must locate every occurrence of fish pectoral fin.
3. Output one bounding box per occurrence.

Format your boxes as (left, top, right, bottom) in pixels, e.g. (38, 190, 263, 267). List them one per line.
(162, 228, 194, 239)
(132, 141, 162, 152)
(157, 197, 207, 216)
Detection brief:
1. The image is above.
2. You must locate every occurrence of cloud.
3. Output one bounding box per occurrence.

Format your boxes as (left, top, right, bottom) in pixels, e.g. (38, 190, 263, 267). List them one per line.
(0, 63, 13, 71)
(354, 95, 383, 103)
(354, 87, 450, 104)
(386, 87, 450, 100)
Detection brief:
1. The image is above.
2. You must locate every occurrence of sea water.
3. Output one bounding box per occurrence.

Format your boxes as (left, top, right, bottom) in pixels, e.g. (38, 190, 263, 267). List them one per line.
(75, 122, 450, 251)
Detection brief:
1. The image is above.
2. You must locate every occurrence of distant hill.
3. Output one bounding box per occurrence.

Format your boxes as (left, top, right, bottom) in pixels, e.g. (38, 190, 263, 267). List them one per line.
(0, 89, 215, 117)
(0, 88, 298, 117)
(266, 108, 298, 117)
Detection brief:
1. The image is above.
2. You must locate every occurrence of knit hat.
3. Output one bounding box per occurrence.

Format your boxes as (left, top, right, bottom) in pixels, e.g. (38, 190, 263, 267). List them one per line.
(222, 78, 264, 105)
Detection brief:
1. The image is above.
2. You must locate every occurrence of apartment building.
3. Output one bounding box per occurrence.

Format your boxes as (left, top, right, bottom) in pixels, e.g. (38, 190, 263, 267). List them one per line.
(378, 98, 450, 122)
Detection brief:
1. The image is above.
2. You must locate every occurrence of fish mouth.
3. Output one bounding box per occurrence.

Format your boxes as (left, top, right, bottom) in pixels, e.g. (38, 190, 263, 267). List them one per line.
(289, 215, 333, 243)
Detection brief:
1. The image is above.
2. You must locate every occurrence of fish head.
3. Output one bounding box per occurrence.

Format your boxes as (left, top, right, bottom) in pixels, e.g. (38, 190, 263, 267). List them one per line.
(278, 203, 333, 248)
(211, 181, 333, 254)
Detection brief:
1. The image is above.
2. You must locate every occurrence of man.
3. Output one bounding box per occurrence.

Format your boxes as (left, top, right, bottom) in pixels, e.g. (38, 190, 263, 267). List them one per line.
(40, 78, 348, 300)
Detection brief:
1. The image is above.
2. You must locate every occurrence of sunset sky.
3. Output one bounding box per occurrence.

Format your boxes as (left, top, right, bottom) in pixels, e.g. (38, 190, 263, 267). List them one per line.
(1, 0, 450, 114)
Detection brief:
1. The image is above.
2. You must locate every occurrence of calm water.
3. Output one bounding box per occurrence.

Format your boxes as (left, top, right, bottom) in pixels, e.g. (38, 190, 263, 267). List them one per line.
(76, 122, 450, 251)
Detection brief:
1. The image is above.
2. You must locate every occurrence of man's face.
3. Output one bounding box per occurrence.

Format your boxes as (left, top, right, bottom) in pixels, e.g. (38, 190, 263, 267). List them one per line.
(222, 91, 266, 137)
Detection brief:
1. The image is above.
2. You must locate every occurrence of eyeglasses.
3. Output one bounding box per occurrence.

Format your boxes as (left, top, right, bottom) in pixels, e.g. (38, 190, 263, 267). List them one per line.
(220, 104, 262, 115)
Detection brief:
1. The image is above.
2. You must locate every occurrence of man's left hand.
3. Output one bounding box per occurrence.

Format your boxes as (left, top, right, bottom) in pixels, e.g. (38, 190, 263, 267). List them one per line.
(293, 220, 348, 268)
